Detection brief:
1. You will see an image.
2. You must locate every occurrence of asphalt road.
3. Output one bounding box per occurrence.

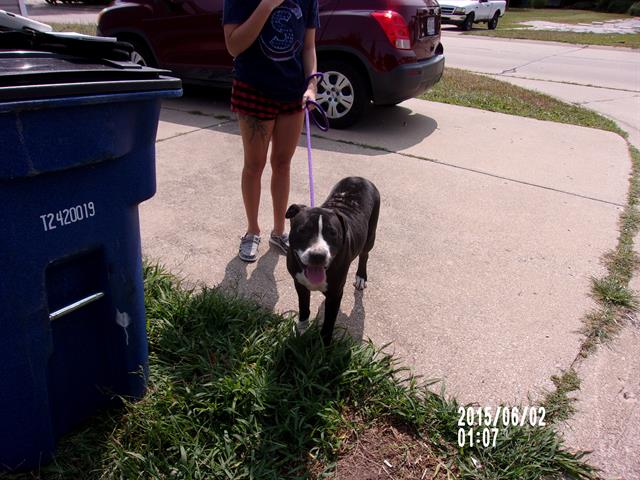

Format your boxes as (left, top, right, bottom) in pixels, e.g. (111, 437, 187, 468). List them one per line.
(441, 31, 640, 146)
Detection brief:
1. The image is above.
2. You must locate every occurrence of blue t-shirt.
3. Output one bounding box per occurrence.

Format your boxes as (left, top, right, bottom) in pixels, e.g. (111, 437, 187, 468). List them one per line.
(223, 0, 320, 102)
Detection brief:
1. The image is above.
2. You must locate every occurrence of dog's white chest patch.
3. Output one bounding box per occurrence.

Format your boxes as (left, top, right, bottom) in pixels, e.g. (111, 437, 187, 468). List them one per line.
(295, 272, 327, 292)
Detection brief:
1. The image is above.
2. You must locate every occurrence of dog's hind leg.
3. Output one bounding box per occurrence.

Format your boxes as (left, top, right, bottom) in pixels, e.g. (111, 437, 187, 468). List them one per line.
(355, 200, 380, 290)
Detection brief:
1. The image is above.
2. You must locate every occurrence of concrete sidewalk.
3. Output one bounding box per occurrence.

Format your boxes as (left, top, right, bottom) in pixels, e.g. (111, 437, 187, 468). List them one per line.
(142, 94, 632, 476)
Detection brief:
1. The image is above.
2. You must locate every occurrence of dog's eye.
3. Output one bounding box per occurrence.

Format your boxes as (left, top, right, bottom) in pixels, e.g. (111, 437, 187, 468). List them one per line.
(325, 227, 337, 238)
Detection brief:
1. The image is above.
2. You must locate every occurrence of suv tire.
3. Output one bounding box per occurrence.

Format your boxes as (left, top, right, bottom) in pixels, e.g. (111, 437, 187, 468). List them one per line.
(317, 59, 369, 129)
(122, 37, 155, 67)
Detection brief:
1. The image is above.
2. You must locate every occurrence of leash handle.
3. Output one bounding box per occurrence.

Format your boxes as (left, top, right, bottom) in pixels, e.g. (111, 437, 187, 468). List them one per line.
(304, 99, 329, 132)
(304, 73, 329, 132)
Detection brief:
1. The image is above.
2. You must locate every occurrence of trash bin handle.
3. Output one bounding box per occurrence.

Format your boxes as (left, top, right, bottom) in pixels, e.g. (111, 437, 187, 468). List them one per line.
(49, 292, 105, 321)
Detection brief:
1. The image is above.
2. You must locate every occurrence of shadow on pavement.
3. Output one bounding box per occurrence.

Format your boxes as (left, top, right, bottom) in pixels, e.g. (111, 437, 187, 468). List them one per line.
(218, 249, 281, 313)
(217, 249, 367, 344)
(319, 287, 366, 343)
(172, 86, 438, 156)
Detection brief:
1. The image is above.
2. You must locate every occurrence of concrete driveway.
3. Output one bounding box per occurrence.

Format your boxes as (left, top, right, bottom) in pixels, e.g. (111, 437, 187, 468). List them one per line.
(140, 91, 634, 475)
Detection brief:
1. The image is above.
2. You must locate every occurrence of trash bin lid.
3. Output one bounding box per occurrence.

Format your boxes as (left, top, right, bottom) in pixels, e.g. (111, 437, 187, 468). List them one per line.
(0, 30, 181, 102)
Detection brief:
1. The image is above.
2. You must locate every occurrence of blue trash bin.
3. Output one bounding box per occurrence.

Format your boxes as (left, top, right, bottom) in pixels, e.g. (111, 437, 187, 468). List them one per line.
(0, 36, 182, 470)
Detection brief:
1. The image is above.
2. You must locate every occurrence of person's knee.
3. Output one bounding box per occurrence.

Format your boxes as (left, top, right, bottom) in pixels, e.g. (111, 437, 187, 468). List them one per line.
(272, 160, 291, 176)
(243, 157, 267, 177)
(271, 151, 293, 174)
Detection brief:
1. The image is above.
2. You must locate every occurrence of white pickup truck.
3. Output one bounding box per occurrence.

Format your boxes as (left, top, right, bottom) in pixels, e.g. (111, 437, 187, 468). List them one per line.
(439, 0, 506, 31)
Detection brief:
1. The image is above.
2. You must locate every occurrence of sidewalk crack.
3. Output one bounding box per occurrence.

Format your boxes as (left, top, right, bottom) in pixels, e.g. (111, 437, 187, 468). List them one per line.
(498, 45, 590, 76)
(156, 119, 235, 143)
(314, 134, 625, 208)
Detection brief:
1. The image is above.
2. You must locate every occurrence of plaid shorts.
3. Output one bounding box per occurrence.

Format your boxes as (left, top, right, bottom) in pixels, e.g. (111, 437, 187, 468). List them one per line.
(231, 79, 302, 120)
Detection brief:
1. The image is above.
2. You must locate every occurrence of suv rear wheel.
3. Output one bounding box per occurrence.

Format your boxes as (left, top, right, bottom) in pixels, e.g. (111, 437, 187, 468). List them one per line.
(316, 59, 369, 129)
(121, 37, 155, 67)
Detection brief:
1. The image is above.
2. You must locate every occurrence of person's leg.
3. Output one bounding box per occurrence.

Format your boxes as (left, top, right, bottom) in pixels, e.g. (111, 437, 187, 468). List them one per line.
(270, 109, 304, 236)
(238, 114, 275, 235)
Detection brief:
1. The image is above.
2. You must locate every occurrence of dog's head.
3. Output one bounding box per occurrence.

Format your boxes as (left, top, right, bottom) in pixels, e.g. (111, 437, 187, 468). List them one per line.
(285, 204, 347, 285)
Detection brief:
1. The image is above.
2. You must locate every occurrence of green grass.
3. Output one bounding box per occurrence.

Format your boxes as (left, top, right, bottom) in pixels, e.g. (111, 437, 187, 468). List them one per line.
(578, 145, 640, 356)
(488, 8, 632, 27)
(463, 8, 640, 49)
(1, 263, 597, 480)
(604, 145, 640, 288)
(421, 67, 625, 134)
(49, 23, 97, 36)
(579, 306, 623, 356)
(591, 276, 638, 307)
(541, 369, 581, 423)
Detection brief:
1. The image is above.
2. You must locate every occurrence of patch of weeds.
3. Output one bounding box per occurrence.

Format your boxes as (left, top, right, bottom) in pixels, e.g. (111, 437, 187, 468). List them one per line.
(600, 146, 640, 285)
(578, 145, 640, 355)
(602, 243, 640, 287)
(540, 144, 639, 424)
(591, 277, 637, 309)
(457, 423, 596, 480)
(540, 369, 581, 424)
(579, 306, 626, 358)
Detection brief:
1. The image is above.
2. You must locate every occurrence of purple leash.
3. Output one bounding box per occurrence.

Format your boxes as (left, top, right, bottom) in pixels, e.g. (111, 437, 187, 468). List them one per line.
(304, 73, 329, 207)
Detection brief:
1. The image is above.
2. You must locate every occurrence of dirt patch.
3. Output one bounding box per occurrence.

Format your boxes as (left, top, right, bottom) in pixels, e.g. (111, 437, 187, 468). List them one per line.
(324, 420, 455, 480)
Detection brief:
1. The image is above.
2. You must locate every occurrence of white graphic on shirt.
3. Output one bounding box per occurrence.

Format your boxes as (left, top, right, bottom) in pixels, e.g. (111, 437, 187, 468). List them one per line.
(259, 0, 303, 61)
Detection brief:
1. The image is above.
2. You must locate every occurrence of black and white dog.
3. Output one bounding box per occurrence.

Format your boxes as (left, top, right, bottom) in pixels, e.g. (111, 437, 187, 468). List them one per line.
(285, 177, 380, 345)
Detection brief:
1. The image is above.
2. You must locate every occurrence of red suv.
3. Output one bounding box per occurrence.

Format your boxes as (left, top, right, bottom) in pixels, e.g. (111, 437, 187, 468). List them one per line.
(97, 0, 444, 128)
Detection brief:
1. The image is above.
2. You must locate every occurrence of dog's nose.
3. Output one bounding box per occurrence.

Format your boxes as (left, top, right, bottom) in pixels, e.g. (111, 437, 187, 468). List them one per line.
(308, 251, 327, 265)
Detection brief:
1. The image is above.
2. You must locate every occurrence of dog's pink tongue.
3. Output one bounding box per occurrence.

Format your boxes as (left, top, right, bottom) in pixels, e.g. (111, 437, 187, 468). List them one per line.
(305, 266, 326, 284)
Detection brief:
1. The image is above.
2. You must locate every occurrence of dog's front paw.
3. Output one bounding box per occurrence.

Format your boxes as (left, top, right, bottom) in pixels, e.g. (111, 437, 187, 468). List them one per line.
(354, 276, 367, 290)
(295, 319, 310, 336)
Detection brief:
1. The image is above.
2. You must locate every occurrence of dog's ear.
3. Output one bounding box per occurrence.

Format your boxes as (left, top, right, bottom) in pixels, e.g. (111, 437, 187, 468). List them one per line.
(285, 204, 307, 219)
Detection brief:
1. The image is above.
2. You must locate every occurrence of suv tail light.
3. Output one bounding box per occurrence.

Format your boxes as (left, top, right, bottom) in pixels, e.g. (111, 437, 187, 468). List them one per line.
(371, 11, 411, 50)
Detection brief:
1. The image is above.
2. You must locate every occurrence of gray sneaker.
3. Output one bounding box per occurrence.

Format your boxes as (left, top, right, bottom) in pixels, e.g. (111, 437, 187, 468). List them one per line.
(269, 232, 289, 254)
(239, 234, 261, 262)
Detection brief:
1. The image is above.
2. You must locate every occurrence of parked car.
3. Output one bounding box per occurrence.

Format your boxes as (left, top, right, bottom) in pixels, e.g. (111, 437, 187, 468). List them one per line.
(97, 0, 445, 128)
(439, 0, 505, 31)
